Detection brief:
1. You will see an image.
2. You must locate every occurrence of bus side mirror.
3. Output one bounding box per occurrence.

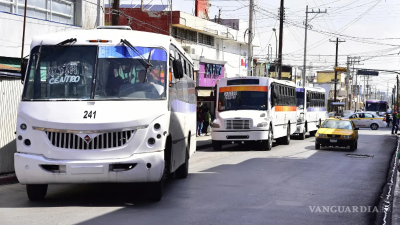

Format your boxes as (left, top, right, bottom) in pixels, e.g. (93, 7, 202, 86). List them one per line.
(21, 60, 28, 83)
(172, 59, 184, 79)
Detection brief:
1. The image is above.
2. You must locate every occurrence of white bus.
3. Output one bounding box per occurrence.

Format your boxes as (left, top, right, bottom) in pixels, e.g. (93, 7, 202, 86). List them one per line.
(211, 77, 297, 151)
(15, 27, 196, 202)
(294, 87, 327, 139)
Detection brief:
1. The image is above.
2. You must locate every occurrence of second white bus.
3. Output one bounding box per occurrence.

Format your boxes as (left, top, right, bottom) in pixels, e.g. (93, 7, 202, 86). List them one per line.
(294, 87, 327, 139)
(211, 77, 297, 150)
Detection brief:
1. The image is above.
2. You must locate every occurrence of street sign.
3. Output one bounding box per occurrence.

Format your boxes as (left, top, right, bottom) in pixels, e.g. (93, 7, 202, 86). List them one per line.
(357, 70, 379, 76)
(266, 64, 270, 70)
(331, 79, 339, 82)
(334, 67, 347, 72)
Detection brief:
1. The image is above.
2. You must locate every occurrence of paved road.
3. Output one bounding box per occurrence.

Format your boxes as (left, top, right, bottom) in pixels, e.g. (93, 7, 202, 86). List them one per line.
(0, 128, 396, 225)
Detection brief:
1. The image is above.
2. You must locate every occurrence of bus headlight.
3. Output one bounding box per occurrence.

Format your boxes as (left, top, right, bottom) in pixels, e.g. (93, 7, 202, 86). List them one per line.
(257, 122, 268, 127)
(211, 123, 220, 128)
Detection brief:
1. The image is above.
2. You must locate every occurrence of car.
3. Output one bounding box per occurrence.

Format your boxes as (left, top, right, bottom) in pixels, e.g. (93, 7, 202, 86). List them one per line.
(315, 118, 359, 151)
(342, 112, 386, 130)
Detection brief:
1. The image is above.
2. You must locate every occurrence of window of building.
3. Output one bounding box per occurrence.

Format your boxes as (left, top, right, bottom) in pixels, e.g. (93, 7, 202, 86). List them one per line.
(1, 0, 76, 25)
(198, 33, 215, 46)
(172, 27, 197, 43)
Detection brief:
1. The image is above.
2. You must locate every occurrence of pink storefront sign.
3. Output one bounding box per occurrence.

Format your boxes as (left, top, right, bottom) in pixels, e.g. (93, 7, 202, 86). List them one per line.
(198, 62, 225, 87)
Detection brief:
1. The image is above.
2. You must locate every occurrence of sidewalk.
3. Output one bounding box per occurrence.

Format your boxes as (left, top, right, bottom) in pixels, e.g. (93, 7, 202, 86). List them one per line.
(0, 173, 17, 185)
(393, 138, 400, 225)
(196, 135, 212, 150)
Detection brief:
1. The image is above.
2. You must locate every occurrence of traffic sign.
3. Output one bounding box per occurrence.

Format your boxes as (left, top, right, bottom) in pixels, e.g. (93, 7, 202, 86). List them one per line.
(358, 70, 379, 76)
(266, 64, 270, 70)
(334, 67, 347, 72)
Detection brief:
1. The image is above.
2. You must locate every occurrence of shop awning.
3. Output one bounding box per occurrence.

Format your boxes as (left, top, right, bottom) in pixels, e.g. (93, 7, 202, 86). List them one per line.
(197, 89, 214, 97)
(0, 57, 21, 70)
(199, 57, 227, 65)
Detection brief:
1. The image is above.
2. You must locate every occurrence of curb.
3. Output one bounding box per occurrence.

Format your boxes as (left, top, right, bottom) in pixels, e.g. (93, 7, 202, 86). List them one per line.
(196, 144, 212, 150)
(0, 173, 18, 185)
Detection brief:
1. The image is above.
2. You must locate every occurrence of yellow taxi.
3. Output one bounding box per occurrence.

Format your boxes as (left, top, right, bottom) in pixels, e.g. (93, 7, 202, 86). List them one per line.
(315, 118, 359, 151)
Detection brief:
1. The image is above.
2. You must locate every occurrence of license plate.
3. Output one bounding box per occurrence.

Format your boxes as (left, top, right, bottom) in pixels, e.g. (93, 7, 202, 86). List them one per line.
(330, 139, 337, 143)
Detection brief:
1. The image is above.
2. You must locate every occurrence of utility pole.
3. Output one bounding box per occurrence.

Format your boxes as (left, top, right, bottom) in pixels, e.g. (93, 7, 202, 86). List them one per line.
(346, 56, 351, 110)
(218, 8, 221, 24)
(141, 0, 144, 10)
(397, 75, 399, 111)
(20, 0, 27, 70)
(247, 0, 254, 76)
(277, 0, 284, 79)
(112, 0, 120, 25)
(350, 56, 362, 111)
(302, 6, 327, 87)
(330, 38, 345, 104)
(108, 0, 111, 25)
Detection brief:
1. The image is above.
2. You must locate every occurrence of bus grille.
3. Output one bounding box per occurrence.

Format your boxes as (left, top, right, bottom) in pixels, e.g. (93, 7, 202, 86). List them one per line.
(225, 120, 251, 129)
(45, 131, 135, 150)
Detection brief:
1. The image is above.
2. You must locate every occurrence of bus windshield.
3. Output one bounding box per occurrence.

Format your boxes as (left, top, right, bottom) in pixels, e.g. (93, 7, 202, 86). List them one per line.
(296, 92, 304, 109)
(366, 102, 387, 112)
(218, 89, 268, 111)
(23, 45, 168, 100)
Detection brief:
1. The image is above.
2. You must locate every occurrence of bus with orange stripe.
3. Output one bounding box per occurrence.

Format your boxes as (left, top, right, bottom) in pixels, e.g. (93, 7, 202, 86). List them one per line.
(294, 87, 327, 139)
(211, 77, 297, 151)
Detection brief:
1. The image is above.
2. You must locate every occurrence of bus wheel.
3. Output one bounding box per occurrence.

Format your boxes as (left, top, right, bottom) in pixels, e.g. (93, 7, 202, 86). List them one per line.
(212, 140, 222, 151)
(261, 127, 273, 151)
(299, 128, 306, 140)
(149, 178, 164, 202)
(175, 148, 189, 179)
(282, 125, 290, 145)
(26, 184, 47, 201)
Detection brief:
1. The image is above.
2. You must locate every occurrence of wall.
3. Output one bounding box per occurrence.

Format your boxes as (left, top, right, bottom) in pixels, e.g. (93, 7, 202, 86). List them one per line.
(0, 77, 23, 174)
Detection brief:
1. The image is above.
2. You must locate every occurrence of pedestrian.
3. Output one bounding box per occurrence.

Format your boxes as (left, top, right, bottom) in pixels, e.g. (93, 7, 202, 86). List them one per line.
(197, 106, 203, 137)
(392, 111, 399, 134)
(202, 108, 211, 136)
(386, 113, 391, 127)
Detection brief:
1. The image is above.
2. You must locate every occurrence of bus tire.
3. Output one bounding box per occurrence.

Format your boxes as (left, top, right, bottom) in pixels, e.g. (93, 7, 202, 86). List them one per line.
(212, 140, 222, 151)
(299, 128, 306, 140)
(261, 126, 273, 151)
(282, 125, 290, 145)
(26, 184, 47, 201)
(149, 178, 164, 202)
(175, 148, 189, 179)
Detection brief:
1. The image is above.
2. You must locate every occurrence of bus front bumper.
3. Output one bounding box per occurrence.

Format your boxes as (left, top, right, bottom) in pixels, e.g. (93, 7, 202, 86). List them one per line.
(211, 130, 269, 141)
(14, 151, 164, 184)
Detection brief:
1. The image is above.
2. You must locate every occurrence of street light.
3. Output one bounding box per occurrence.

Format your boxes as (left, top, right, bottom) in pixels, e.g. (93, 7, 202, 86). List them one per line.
(272, 28, 278, 78)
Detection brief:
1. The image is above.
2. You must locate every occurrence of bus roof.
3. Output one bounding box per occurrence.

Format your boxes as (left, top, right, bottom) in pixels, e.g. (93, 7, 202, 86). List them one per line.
(366, 100, 388, 103)
(30, 28, 193, 64)
(217, 77, 295, 87)
(296, 86, 326, 93)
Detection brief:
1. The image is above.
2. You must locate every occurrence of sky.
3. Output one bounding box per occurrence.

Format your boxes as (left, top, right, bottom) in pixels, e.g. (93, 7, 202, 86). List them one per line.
(123, 0, 400, 93)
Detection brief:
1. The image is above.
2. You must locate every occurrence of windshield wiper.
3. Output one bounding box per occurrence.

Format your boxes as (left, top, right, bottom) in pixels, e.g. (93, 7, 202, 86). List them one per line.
(120, 39, 153, 83)
(120, 39, 152, 68)
(33, 38, 77, 71)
